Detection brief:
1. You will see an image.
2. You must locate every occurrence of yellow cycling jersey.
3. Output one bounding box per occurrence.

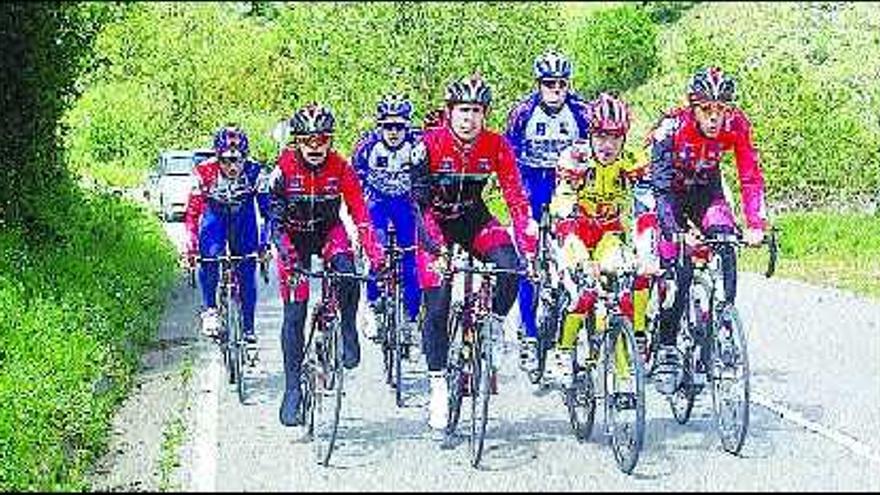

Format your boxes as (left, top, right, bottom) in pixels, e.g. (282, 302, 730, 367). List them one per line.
(549, 141, 650, 222)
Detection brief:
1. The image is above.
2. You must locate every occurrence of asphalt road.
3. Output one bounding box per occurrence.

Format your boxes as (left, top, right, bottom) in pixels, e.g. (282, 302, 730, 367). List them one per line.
(155, 221, 880, 491)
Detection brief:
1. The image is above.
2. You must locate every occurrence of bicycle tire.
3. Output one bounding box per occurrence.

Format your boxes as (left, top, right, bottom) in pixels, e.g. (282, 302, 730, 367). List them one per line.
(531, 286, 561, 384)
(393, 290, 405, 408)
(231, 301, 247, 404)
(566, 316, 597, 442)
(669, 279, 708, 424)
(469, 321, 491, 468)
(314, 308, 344, 466)
(605, 315, 646, 475)
(382, 299, 394, 387)
(444, 303, 465, 439)
(711, 303, 750, 455)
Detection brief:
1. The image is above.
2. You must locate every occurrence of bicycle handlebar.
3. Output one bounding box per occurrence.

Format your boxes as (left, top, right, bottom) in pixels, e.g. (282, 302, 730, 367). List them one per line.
(288, 265, 373, 283)
(672, 226, 779, 278)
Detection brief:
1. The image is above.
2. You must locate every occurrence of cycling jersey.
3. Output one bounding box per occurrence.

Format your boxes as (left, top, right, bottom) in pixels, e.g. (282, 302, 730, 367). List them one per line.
(505, 91, 591, 171)
(649, 106, 767, 231)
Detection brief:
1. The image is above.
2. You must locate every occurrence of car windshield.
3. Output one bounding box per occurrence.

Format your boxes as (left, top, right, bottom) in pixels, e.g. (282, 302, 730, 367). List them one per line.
(164, 157, 193, 176)
(192, 152, 213, 166)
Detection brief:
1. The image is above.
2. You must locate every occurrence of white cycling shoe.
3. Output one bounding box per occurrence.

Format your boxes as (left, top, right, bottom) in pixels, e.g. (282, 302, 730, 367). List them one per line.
(200, 308, 220, 338)
(428, 371, 448, 431)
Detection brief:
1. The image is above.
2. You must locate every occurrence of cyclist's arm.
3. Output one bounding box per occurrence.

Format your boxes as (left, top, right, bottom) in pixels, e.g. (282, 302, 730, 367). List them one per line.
(351, 132, 372, 186)
(504, 96, 531, 160)
(266, 162, 289, 254)
(408, 141, 443, 255)
(340, 157, 384, 264)
(494, 135, 536, 256)
(184, 168, 206, 255)
(730, 110, 768, 231)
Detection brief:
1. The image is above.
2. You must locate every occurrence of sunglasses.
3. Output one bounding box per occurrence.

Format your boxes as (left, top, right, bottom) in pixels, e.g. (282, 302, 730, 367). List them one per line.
(294, 133, 333, 148)
(380, 122, 408, 132)
(218, 155, 242, 165)
(695, 102, 730, 114)
(541, 78, 569, 89)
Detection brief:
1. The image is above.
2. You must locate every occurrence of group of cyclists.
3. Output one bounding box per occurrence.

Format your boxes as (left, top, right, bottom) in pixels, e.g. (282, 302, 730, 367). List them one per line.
(183, 50, 768, 434)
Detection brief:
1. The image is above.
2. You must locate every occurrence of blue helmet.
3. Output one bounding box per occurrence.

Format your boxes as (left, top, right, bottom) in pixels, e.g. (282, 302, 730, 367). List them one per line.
(533, 51, 572, 80)
(213, 125, 249, 158)
(376, 94, 413, 123)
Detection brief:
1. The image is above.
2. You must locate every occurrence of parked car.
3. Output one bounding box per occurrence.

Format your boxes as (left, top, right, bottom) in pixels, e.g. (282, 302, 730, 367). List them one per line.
(146, 149, 213, 222)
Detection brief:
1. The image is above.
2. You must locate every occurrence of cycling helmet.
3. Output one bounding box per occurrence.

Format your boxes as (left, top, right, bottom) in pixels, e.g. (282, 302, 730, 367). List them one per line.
(444, 74, 492, 107)
(376, 93, 413, 122)
(289, 102, 335, 136)
(687, 66, 736, 105)
(533, 51, 572, 80)
(213, 125, 249, 158)
(588, 92, 631, 136)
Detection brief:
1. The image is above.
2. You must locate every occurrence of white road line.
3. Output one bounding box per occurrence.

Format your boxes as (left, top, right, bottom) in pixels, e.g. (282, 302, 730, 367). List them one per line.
(190, 349, 220, 492)
(753, 391, 880, 467)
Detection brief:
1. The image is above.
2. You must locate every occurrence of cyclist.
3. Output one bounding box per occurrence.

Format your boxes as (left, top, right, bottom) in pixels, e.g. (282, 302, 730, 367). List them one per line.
(544, 93, 658, 385)
(351, 94, 424, 346)
(268, 103, 385, 426)
(505, 51, 591, 376)
(184, 125, 270, 347)
(648, 67, 767, 393)
(411, 74, 538, 430)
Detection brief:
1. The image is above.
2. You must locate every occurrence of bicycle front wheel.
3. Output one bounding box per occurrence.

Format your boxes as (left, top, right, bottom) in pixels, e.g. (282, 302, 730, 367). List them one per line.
(393, 293, 405, 408)
(469, 326, 491, 468)
(444, 303, 466, 439)
(313, 308, 344, 467)
(605, 315, 646, 475)
(710, 303, 749, 455)
(229, 299, 247, 404)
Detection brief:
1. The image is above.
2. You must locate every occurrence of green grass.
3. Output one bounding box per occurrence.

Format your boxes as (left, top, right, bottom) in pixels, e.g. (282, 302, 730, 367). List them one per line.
(0, 191, 177, 490)
(740, 211, 880, 298)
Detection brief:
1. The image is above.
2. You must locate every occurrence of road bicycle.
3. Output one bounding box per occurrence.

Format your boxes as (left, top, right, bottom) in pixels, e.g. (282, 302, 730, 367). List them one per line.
(372, 224, 417, 407)
(190, 250, 268, 404)
(291, 255, 371, 466)
(441, 246, 529, 468)
(648, 227, 778, 455)
(554, 254, 647, 474)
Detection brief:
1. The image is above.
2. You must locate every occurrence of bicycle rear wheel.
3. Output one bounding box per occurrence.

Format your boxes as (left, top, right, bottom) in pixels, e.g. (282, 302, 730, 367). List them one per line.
(313, 309, 344, 467)
(469, 323, 491, 468)
(711, 303, 749, 455)
(605, 315, 646, 475)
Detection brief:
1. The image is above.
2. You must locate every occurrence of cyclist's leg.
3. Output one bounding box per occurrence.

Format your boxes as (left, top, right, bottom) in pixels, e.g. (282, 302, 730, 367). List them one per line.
(655, 191, 689, 347)
(366, 197, 391, 307)
(390, 196, 422, 324)
(517, 166, 554, 341)
(233, 208, 259, 339)
(415, 208, 451, 372)
(279, 234, 310, 426)
(471, 216, 519, 317)
(699, 187, 738, 303)
(323, 223, 361, 369)
(198, 209, 225, 310)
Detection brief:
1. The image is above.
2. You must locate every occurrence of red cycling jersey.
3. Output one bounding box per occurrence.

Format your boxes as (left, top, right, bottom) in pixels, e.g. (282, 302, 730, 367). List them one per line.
(648, 107, 767, 230)
(268, 148, 383, 267)
(416, 125, 536, 255)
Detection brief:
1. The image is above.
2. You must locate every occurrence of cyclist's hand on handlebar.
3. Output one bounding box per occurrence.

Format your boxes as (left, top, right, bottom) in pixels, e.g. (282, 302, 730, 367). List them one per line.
(744, 227, 765, 247)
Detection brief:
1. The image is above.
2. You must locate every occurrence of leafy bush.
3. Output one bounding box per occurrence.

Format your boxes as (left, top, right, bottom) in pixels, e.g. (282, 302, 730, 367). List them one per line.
(564, 4, 659, 98)
(64, 2, 568, 186)
(624, 2, 880, 209)
(0, 191, 177, 490)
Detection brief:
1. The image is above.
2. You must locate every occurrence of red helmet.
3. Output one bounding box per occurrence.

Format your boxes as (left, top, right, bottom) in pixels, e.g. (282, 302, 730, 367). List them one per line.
(588, 93, 631, 136)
